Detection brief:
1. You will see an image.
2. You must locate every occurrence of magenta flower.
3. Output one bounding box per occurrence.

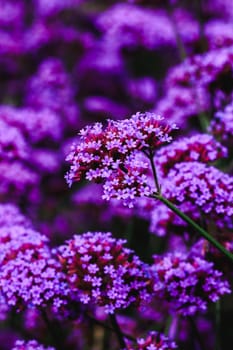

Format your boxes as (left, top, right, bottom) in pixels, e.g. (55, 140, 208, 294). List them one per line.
(156, 134, 227, 176)
(164, 162, 233, 217)
(66, 112, 177, 206)
(57, 231, 154, 313)
(152, 252, 230, 315)
(0, 225, 69, 311)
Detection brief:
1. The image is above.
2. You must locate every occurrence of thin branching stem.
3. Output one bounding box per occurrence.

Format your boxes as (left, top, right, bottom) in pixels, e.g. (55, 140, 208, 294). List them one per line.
(110, 314, 127, 348)
(148, 150, 161, 195)
(153, 194, 233, 263)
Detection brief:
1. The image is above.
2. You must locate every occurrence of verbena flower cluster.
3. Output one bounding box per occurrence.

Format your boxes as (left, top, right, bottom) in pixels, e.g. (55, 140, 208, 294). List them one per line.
(66, 112, 177, 207)
(0, 224, 69, 311)
(57, 231, 154, 314)
(152, 252, 230, 316)
(156, 134, 227, 176)
(164, 162, 233, 217)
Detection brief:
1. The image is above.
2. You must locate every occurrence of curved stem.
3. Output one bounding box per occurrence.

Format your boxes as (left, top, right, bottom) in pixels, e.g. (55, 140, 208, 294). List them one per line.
(110, 314, 127, 348)
(148, 151, 161, 195)
(153, 194, 233, 263)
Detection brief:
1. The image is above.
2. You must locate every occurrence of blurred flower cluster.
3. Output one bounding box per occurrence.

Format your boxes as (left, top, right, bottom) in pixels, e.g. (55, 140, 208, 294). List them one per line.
(0, 0, 233, 349)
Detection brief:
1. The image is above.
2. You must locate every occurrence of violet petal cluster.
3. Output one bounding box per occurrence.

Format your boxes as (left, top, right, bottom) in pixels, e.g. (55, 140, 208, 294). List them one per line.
(164, 161, 233, 217)
(66, 112, 177, 207)
(0, 225, 69, 311)
(152, 252, 230, 315)
(156, 133, 227, 176)
(209, 102, 233, 147)
(25, 58, 79, 128)
(57, 231, 154, 313)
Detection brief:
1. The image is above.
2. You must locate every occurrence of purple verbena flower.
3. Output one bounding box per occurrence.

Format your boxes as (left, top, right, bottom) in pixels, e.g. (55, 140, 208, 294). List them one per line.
(204, 21, 233, 49)
(57, 231, 154, 313)
(0, 106, 62, 144)
(152, 252, 230, 315)
(0, 203, 31, 228)
(66, 112, 177, 207)
(0, 161, 39, 201)
(164, 162, 233, 217)
(97, 4, 198, 51)
(25, 58, 79, 128)
(0, 226, 69, 311)
(156, 134, 227, 176)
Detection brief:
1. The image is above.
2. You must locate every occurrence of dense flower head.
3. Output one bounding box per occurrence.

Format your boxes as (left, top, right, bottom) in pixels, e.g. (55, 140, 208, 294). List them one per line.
(101, 153, 152, 208)
(124, 331, 177, 350)
(0, 225, 48, 264)
(166, 46, 233, 94)
(97, 4, 198, 51)
(156, 134, 227, 176)
(0, 119, 29, 161)
(204, 21, 233, 49)
(11, 340, 55, 350)
(0, 106, 62, 144)
(154, 85, 210, 128)
(66, 112, 177, 207)
(164, 161, 233, 217)
(0, 161, 39, 201)
(57, 231, 154, 313)
(0, 225, 69, 310)
(25, 58, 79, 127)
(0, 203, 31, 228)
(152, 252, 231, 315)
(209, 102, 233, 147)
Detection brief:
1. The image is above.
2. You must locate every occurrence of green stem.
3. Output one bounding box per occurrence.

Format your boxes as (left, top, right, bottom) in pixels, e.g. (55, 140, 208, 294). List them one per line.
(110, 314, 127, 349)
(153, 194, 233, 263)
(148, 151, 161, 194)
